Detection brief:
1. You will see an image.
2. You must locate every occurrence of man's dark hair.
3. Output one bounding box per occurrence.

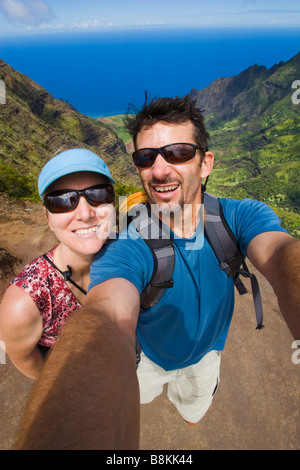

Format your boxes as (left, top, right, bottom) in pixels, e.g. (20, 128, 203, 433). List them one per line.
(124, 94, 210, 152)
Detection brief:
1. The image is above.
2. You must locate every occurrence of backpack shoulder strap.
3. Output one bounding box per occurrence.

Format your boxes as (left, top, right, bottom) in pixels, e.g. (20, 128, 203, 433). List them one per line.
(203, 192, 245, 281)
(130, 203, 175, 311)
(203, 193, 264, 330)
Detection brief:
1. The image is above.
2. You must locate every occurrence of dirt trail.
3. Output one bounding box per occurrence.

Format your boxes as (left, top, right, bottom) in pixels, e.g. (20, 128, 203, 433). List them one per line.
(0, 194, 299, 450)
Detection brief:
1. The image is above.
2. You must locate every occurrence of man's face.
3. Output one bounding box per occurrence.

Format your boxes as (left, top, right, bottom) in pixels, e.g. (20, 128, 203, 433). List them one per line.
(135, 120, 213, 216)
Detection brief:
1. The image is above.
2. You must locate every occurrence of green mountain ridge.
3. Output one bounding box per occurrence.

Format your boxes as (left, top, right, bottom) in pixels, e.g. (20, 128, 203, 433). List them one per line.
(1, 52, 299, 236)
(189, 52, 300, 237)
(0, 58, 140, 200)
(101, 53, 300, 235)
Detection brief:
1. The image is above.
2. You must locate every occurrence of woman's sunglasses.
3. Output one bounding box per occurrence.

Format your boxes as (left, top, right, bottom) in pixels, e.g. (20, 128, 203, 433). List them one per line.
(132, 143, 208, 168)
(44, 184, 115, 213)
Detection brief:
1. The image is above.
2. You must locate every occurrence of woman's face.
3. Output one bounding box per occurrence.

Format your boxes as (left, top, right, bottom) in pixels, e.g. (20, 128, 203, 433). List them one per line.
(45, 171, 115, 258)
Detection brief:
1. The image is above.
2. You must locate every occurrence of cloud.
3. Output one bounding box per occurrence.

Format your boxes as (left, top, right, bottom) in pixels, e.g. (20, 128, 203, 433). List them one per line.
(25, 22, 64, 31)
(70, 19, 101, 30)
(248, 9, 300, 14)
(0, 0, 54, 25)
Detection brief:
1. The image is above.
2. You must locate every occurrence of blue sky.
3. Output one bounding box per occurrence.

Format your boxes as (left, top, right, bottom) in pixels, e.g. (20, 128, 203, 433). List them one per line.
(0, 0, 300, 35)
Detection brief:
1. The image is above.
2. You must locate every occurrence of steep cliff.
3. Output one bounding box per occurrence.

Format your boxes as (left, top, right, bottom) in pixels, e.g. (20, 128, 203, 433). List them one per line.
(190, 52, 300, 236)
(0, 58, 139, 199)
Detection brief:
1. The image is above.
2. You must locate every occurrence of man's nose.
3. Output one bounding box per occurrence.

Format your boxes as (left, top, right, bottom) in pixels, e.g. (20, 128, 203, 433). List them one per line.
(151, 153, 172, 179)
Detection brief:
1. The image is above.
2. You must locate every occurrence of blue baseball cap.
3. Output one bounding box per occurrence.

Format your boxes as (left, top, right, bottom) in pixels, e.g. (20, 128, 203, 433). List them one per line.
(38, 148, 115, 198)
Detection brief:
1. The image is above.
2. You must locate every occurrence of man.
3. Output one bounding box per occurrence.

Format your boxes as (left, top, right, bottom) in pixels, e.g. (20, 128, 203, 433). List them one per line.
(16, 96, 300, 449)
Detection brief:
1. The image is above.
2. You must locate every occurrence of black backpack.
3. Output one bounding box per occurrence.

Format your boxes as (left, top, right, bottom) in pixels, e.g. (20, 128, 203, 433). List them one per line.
(127, 191, 264, 331)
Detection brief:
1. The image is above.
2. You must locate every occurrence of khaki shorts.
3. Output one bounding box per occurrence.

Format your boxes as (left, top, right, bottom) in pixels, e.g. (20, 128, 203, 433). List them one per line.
(137, 350, 221, 423)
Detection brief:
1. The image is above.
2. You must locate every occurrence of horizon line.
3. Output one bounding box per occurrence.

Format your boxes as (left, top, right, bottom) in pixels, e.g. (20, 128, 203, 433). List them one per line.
(1, 23, 300, 38)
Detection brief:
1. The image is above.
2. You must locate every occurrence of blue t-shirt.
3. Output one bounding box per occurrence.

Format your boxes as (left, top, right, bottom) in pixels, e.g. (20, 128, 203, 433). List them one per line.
(89, 198, 287, 371)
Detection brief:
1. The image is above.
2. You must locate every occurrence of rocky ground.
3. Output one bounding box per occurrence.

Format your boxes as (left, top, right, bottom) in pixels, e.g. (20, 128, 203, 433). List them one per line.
(0, 193, 299, 450)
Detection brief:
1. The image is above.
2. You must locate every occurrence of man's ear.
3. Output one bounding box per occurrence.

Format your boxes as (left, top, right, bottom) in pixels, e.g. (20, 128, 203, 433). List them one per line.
(200, 151, 214, 179)
(135, 166, 140, 175)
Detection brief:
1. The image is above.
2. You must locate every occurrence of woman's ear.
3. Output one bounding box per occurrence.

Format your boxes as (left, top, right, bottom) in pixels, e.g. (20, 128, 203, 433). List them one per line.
(43, 206, 48, 222)
(43, 207, 54, 233)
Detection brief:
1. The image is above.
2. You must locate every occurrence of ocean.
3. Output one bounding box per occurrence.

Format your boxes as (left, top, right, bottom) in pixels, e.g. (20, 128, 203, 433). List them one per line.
(1, 26, 300, 117)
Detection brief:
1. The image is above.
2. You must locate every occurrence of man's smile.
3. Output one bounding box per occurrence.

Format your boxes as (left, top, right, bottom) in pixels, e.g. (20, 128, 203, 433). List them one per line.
(153, 185, 179, 193)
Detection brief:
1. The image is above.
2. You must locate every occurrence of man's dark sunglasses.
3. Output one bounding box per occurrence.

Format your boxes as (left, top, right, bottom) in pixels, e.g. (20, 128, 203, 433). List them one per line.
(132, 143, 208, 168)
(44, 184, 115, 213)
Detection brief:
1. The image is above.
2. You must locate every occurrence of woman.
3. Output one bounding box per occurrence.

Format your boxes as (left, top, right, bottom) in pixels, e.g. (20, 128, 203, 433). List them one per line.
(0, 148, 115, 380)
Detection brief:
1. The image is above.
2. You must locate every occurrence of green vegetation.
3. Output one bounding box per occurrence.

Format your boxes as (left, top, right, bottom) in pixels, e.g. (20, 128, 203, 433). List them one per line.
(0, 58, 137, 190)
(99, 115, 131, 143)
(0, 164, 39, 201)
(1, 53, 299, 237)
(189, 53, 300, 237)
(102, 54, 300, 236)
(271, 205, 300, 238)
(206, 109, 300, 237)
(115, 183, 141, 197)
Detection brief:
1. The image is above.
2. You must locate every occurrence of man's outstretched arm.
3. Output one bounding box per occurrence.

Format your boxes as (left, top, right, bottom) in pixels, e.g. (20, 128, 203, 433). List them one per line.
(15, 278, 140, 450)
(247, 232, 300, 340)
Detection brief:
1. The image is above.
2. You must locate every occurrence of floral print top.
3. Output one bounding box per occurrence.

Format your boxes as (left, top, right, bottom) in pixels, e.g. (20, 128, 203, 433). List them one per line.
(11, 246, 81, 347)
